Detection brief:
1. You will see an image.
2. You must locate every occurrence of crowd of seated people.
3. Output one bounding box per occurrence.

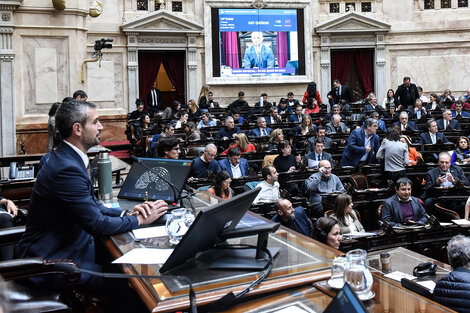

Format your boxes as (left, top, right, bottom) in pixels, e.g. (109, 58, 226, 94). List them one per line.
(126, 80, 470, 242)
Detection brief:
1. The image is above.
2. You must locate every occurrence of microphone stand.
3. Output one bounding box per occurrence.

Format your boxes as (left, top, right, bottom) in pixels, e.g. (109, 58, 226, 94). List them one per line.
(130, 156, 182, 208)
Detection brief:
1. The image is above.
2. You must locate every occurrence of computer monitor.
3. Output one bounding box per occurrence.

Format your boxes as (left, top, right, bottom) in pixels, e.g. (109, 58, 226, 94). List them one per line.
(159, 187, 278, 273)
(118, 158, 192, 202)
(324, 283, 369, 313)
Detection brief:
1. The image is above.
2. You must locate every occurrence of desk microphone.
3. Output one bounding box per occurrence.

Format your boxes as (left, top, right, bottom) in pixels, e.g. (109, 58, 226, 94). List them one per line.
(130, 156, 182, 208)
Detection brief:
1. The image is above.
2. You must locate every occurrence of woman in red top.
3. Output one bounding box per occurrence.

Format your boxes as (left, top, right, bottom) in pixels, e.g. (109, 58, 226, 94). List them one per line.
(304, 97, 320, 115)
(302, 82, 322, 104)
(222, 133, 256, 155)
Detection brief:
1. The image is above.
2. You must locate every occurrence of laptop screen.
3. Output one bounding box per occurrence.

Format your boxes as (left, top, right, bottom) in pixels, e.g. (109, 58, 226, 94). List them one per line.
(324, 283, 368, 313)
(118, 158, 192, 202)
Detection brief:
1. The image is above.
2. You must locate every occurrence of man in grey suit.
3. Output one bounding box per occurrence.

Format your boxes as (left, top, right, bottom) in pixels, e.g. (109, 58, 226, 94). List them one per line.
(306, 126, 332, 153)
(381, 177, 428, 227)
(325, 114, 350, 134)
(303, 138, 333, 168)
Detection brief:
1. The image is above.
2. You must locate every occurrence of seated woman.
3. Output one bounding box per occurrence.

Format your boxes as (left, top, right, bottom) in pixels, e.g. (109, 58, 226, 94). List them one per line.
(162, 100, 182, 120)
(312, 217, 342, 250)
(197, 112, 217, 129)
(273, 140, 301, 196)
(207, 170, 233, 200)
(0, 196, 18, 260)
(399, 135, 423, 165)
(294, 115, 317, 136)
(330, 194, 365, 234)
(439, 88, 455, 104)
(452, 136, 470, 165)
(427, 94, 445, 112)
(183, 121, 202, 141)
(382, 89, 396, 108)
(222, 133, 256, 155)
(267, 129, 284, 151)
(304, 97, 320, 115)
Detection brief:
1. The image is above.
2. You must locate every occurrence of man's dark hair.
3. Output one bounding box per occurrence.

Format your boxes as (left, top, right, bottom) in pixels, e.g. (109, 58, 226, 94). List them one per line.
(364, 118, 376, 128)
(238, 91, 244, 97)
(156, 137, 179, 158)
(261, 165, 274, 180)
(315, 138, 325, 146)
(332, 79, 340, 85)
(230, 108, 240, 115)
(426, 118, 436, 130)
(294, 104, 303, 111)
(48, 102, 61, 117)
(395, 177, 412, 189)
(227, 147, 241, 157)
(55, 100, 96, 140)
(317, 126, 325, 132)
(385, 127, 400, 141)
(417, 86, 423, 92)
(178, 110, 189, 119)
(135, 98, 144, 107)
(273, 198, 287, 212)
(279, 98, 287, 104)
(287, 92, 294, 97)
(261, 93, 268, 97)
(403, 76, 411, 82)
(73, 90, 88, 100)
(62, 96, 73, 103)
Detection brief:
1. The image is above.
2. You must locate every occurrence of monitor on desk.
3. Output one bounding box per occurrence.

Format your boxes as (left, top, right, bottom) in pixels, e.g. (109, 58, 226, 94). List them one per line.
(324, 283, 368, 313)
(118, 158, 192, 202)
(159, 187, 279, 273)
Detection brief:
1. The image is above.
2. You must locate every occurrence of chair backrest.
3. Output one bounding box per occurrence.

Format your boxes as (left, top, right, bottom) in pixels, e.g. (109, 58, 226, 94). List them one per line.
(349, 173, 370, 190)
(187, 146, 205, 157)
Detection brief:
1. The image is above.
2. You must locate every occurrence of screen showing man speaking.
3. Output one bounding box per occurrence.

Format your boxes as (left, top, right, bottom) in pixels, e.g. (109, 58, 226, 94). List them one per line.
(218, 9, 300, 77)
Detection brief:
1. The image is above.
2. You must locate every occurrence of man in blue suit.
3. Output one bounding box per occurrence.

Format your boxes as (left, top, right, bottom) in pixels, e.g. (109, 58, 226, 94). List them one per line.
(452, 101, 470, 118)
(219, 147, 249, 179)
(288, 105, 304, 123)
(393, 111, 419, 131)
(242, 31, 275, 69)
(271, 198, 313, 237)
(418, 119, 449, 145)
(340, 118, 380, 167)
(381, 177, 428, 227)
(437, 109, 461, 131)
(18, 100, 167, 300)
(249, 117, 272, 137)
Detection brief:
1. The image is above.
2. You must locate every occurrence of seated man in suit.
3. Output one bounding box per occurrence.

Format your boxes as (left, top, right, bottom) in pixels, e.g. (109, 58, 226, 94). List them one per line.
(423, 152, 470, 215)
(325, 114, 350, 134)
(393, 111, 418, 132)
(452, 101, 470, 118)
(437, 109, 461, 131)
(324, 104, 346, 124)
(418, 119, 449, 145)
(340, 118, 380, 168)
(189, 143, 221, 179)
(254, 166, 280, 203)
(227, 91, 250, 112)
(363, 94, 383, 113)
(18, 100, 167, 311)
(410, 98, 431, 120)
(242, 31, 275, 69)
(381, 177, 428, 227)
(271, 198, 313, 237)
(287, 92, 300, 108)
(277, 98, 293, 115)
(250, 117, 272, 137)
(306, 126, 332, 153)
(288, 104, 304, 123)
(303, 139, 333, 169)
(305, 160, 345, 217)
(265, 106, 283, 125)
(218, 147, 249, 179)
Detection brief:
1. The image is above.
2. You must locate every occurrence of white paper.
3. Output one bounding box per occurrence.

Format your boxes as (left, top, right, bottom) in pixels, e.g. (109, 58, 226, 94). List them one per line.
(439, 222, 453, 227)
(273, 306, 310, 313)
(416, 280, 436, 292)
(452, 219, 470, 226)
(308, 159, 319, 168)
(112, 248, 173, 264)
(343, 231, 377, 239)
(132, 226, 167, 239)
(384, 271, 417, 282)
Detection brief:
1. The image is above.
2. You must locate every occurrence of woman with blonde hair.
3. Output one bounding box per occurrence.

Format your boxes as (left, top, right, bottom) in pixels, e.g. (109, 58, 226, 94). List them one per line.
(188, 99, 198, 115)
(197, 85, 211, 111)
(267, 129, 284, 151)
(440, 88, 455, 104)
(295, 115, 317, 136)
(222, 133, 256, 155)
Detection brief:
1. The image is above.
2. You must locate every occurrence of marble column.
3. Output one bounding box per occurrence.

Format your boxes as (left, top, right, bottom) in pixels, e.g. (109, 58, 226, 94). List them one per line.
(319, 36, 331, 112)
(0, 1, 21, 156)
(127, 34, 139, 112)
(186, 34, 198, 102)
(375, 34, 386, 102)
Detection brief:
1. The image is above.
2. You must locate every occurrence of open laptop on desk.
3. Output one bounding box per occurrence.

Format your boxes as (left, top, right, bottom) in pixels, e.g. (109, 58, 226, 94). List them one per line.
(118, 158, 192, 204)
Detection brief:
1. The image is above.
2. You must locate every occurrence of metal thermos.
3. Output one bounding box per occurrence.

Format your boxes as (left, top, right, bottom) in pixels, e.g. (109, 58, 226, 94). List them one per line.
(98, 151, 112, 200)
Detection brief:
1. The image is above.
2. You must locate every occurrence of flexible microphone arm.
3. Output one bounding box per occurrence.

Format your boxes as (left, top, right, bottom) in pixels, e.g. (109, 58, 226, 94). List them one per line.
(130, 156, 182, 207)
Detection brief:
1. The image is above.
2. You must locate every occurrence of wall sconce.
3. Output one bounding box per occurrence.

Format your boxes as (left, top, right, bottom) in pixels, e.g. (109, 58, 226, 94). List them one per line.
(155, 0, 166, 10)
(52, 0, 66, 10)
(89, 0, 103, 18)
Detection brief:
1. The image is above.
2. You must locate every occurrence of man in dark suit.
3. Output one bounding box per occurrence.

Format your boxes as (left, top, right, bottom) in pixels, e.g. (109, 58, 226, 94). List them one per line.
(437, 109, 461, 131)
(288, 104, 304, 123)
(327, 79, 354, 108)
(227, 91, 250, 112)
(271, 198, 312, 237)
(340, 118, 380, 167)
(418, 119, 449, 145)
(381, 177, 428, 227)
(147, 82, 162, 117)
(287, 92, 300, 108)
(306, 126, 332, 153)
(394, 76, 419, 111)
(250, 117, 272, 137)
(18, 100, 167, 306)
(410, 99, 431, 120)
(393, 111, 419, 131)
(303, 139, 333, 168)
(219, 147, 249, 179)
(423, 152, 470, 214)
(265, 106, 283, 125)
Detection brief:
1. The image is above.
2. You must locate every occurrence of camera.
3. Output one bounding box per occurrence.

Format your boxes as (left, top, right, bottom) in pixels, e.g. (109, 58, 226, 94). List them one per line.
(94, 38, 113, 51)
